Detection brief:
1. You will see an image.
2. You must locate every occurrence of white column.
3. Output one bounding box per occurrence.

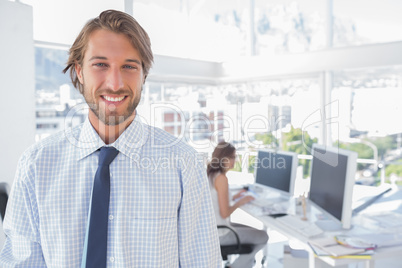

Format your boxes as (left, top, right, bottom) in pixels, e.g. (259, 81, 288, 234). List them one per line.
(318, 72, 326, 146)
(321, 0, 334, 146)
(324, 71, 333, 146)
(124, 0, 133, 16)
(247, 0, 256, 56)
(325, 0, 333, 48)
(0, 0, 35, 187)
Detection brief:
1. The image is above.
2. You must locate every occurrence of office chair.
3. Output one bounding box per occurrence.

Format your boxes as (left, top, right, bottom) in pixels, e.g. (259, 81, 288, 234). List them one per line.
(217, 225, 255, 268)
(0, 183, 9, 222)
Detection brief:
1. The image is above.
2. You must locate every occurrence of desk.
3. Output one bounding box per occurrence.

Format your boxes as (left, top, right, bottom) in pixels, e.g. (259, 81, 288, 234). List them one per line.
(239, 184, 402, 268)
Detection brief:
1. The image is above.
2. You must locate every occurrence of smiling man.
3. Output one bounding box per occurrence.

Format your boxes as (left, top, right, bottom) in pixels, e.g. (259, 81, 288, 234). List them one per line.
(75, 28, 143, 143)
(0, 10, 221, 267)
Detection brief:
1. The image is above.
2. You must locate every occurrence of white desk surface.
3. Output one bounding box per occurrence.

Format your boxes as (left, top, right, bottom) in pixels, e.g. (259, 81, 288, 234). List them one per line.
(238, 183, 402, 268)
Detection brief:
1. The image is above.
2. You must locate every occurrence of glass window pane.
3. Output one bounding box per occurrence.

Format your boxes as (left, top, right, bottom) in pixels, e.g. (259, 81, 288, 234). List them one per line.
(34, 45, 86, 141)
(132, 0, 248, 61)
(333, 0, 402, 47)
(332, 66, 402, 185)
(254, 0, 326, 55)
(21, 0, 124, 44)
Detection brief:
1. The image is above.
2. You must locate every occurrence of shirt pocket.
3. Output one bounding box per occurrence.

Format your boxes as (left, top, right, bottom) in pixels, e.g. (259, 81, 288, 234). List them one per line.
(117, 217, 179, 267)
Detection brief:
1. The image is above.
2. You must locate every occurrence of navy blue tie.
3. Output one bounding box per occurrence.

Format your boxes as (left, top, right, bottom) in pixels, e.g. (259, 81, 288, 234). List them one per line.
(86, 147, 119, 268)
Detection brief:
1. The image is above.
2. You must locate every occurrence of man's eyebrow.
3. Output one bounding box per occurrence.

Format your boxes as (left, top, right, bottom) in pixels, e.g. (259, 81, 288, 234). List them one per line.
(88, 56, 141, 65)
(126, 59, 142, 65)
(89, 56, 107, 61)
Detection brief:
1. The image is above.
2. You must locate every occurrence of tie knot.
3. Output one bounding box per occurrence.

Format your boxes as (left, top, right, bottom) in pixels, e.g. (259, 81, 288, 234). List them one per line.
(98, 147, 119, 166)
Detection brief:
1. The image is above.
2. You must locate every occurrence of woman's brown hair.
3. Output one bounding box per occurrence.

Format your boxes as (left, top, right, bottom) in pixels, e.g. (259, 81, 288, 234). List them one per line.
(207, 141, 236, 181)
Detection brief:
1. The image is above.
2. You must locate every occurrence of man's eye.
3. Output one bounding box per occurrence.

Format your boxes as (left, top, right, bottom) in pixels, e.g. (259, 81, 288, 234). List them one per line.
(94, 63, 107, 67)
(124, 65, 137, 69)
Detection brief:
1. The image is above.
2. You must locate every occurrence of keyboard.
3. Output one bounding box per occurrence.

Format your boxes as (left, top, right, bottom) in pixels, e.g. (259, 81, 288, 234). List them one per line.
(275, 214, 324, 238)
(242, 201, 289, 217)
(242, 203, 265, 216)
(251, 197, 287, 207)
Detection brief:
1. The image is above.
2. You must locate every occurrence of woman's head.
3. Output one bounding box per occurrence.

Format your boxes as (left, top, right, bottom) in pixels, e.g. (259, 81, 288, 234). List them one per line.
(207, 141, 236, 178)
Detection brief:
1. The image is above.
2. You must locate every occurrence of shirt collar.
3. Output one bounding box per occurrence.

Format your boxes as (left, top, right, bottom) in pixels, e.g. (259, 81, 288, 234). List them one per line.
(110, 115, 148, 158)
(76, 118, 105, 161)
(76, 114, 148, 161)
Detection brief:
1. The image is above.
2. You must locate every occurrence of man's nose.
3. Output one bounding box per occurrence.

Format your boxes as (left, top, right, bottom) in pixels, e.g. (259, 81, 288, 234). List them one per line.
(106, 68, 124, 91)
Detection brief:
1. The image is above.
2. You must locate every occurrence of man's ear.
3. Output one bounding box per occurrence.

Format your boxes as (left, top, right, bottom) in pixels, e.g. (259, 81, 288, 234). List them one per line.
(75, 62, 84, 84)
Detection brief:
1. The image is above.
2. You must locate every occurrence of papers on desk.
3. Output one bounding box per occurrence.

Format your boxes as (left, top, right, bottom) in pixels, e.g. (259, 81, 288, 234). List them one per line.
(334, 235, 377, 250)
(308, 236, 375, 259)
(355, 210, 402, 233)
(349, 233, 402, 248)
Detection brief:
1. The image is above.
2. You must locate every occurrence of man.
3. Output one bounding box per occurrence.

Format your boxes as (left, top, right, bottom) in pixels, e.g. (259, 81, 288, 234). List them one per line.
(0, 10, 221, 267)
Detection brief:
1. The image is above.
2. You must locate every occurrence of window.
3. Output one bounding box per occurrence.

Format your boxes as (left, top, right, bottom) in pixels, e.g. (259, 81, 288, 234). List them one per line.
(21, 0, 124, 44)
(332, 66, 402, 185)
(34, 45, 86, 141)
(254, 0, 327, 54)
(132, 0, 248, 61)
(333, 0, 402, 47)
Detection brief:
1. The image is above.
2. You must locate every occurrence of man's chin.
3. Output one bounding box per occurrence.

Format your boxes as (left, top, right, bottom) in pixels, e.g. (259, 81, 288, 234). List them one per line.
(88, 104, 137, 126)
(99, 115, 130, 126)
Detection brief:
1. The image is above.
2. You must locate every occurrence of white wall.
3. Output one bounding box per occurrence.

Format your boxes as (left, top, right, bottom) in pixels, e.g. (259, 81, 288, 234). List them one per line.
(0, 0, 36, 188)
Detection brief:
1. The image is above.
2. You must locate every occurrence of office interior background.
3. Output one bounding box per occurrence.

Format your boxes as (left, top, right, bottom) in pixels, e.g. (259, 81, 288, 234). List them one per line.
(1, 0, 402, 266)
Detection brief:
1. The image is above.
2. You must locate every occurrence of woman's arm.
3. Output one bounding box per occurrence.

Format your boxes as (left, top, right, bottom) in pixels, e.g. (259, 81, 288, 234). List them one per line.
(214, 174, 254, 219)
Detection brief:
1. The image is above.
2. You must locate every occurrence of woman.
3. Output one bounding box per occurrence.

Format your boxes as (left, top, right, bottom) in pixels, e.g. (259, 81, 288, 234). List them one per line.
(208, 141, 268, 268)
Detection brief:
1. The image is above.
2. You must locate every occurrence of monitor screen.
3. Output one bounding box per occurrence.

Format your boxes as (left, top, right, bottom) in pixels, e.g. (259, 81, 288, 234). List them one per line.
(254, 150, 298, 195)
(309, 144, 357, 229)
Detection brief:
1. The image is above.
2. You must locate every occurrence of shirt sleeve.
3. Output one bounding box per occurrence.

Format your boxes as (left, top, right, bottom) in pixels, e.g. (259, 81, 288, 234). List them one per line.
(177, 152, 222, 267)
(0, 153, 46, 267)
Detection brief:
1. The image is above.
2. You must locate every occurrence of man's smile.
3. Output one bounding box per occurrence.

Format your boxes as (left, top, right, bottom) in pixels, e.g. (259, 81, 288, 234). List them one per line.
(101, 95, 127, 104)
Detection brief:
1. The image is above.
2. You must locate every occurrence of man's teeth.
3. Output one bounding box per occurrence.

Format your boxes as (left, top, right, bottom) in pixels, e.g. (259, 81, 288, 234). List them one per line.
(104, 96, 125, 102)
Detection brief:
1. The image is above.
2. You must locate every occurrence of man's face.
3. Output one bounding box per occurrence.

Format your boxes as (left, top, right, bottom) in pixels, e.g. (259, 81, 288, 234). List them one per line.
(75, 29, 144, 126)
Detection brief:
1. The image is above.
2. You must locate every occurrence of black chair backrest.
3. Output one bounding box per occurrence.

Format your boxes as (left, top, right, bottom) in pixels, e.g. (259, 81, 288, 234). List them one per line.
(217, 225, 255, 260)
(0, 183, 9, 222)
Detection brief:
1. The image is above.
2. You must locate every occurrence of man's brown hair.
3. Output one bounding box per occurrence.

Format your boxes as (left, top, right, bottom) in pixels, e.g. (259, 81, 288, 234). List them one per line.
(63, 9, 153, 94)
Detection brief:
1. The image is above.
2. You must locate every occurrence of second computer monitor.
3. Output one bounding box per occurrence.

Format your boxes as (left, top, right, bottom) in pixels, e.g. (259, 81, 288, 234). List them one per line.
(254, 149, 298, 196)
(309, 144, 357, 229)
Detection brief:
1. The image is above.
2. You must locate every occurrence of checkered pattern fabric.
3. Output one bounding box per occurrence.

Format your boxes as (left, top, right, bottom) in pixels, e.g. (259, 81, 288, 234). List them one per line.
(0, 115, 221, 267)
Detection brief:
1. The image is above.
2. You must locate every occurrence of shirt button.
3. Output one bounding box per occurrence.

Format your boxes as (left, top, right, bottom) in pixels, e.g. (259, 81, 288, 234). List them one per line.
(109, 215, 114, 220)
(110, 257, 115, 262)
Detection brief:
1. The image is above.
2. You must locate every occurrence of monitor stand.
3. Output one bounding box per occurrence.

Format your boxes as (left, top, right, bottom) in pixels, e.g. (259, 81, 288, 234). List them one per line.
(315, 219, 343, 231)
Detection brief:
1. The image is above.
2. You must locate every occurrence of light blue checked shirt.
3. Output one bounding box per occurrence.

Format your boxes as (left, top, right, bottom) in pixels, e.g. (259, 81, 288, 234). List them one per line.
(0, 115, 221, 267)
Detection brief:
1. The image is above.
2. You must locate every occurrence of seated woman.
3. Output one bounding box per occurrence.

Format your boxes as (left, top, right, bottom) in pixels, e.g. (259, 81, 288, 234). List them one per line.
(208, 141, 268, 268)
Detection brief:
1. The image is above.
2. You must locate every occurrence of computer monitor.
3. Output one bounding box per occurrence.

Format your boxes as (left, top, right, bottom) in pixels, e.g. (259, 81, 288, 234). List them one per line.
(254, 149, 298, 196)
(308, 144, 357, 229)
